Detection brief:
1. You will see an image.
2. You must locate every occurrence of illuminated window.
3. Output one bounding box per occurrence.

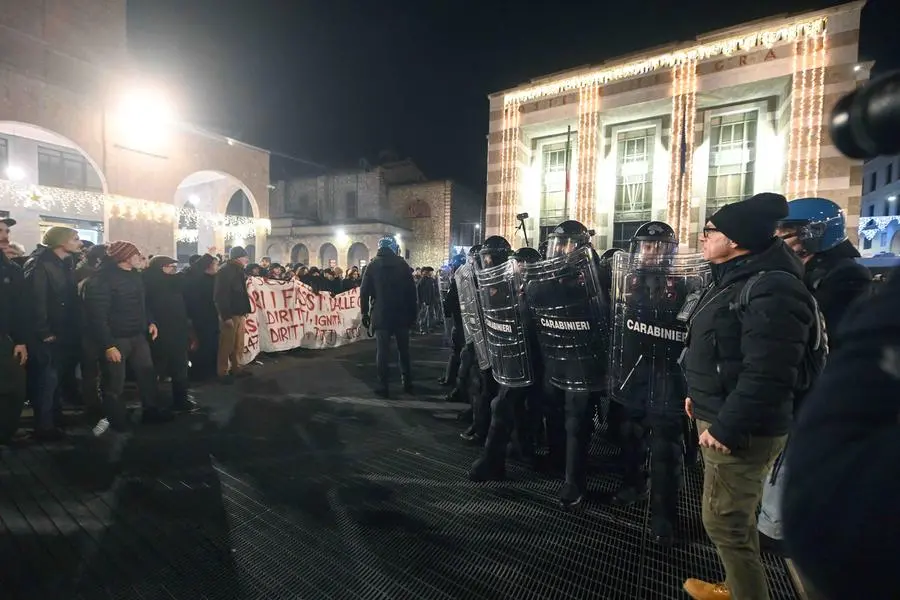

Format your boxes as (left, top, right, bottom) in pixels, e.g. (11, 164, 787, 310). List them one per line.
(613, 127, 654, 248)
(706, 111, 757, 219)
(539, 141, 571, 241)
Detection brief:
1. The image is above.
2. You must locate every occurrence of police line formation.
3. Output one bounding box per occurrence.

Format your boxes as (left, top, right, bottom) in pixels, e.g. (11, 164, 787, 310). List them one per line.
(429, 191, 867, 564)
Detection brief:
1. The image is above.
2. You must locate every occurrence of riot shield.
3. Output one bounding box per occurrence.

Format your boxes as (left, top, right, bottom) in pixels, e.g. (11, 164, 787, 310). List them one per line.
(438, 267, 452, 316)
(523, 245, 610, 392)
(454, 263, 491, 370)
(476, 259, 533, 387)
(608, 251, 711, 417)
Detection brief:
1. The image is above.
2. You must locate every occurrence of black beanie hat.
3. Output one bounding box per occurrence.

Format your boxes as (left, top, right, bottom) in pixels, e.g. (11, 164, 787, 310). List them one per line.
(230, 246, 248, 260)
(709, 192, 789, 252)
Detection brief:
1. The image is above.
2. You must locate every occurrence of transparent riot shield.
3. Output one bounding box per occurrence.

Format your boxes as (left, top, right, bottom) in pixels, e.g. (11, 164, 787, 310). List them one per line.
(454, 263, 491, 370)
(608, 251, 711, 417)
(477, 259, 533, 387)
(523, 245, 610, 392)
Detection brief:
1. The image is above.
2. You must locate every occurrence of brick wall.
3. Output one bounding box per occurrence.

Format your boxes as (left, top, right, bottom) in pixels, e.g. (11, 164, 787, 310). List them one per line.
(388, 180, 452, 268)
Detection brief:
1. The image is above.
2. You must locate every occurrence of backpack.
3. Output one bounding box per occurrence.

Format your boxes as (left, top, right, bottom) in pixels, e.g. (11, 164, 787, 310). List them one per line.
(734, 270, 828, 392)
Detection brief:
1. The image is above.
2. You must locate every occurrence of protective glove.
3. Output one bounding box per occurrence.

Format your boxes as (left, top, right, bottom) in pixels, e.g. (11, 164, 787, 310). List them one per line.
(362, 315, 371, 329)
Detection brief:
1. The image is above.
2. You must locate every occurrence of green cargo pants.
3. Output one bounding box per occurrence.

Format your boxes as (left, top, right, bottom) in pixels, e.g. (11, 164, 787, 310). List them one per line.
(697, 420, 787, 600)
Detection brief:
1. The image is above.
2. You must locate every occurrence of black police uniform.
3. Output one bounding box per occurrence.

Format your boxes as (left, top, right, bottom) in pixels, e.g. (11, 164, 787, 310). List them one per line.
(611, 222, 689, 546)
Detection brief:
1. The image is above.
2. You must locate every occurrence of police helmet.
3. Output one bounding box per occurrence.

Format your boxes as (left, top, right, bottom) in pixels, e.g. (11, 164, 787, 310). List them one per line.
(449, 253, 466, 271)
(777, 197, 847, 255)
(538, 240, 549, 260)
(378, 236, 399, 254)
(599, 248, 624, 262)
(512, 247, 542, 264)
(546, 220, 591, 259)
(479, 235, 512, 268)
(629, 221, 677, 256)
(467, 244, 483, 268)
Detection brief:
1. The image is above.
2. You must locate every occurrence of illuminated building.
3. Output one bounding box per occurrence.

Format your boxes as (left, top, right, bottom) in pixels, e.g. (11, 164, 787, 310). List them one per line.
(485, 2, 867, 249)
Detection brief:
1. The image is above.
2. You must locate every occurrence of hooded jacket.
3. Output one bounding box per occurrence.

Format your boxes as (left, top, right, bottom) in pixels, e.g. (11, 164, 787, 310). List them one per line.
(23, 246, 78, 343)
(682, 239, 815, 450)
(359, 247, 417, 331)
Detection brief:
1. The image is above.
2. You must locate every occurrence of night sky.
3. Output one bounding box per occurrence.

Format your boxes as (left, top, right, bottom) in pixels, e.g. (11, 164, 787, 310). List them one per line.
(127, 0, 899, 191)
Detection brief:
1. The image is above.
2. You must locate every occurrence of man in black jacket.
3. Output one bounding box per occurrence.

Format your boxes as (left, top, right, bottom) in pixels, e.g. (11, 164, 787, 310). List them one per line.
(213, 247, 252, 383)
(681, 193, 815, 600)
(24, 226, 82, 441)
(360, 236, 417, 397)
(144, 256, 196, 412)
(83, 241, 169, 433)
(0, 217, 29, 445)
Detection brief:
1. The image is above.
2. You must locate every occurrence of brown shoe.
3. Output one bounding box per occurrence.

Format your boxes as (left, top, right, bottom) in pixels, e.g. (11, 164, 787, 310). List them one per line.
(683, 579, 731, 600)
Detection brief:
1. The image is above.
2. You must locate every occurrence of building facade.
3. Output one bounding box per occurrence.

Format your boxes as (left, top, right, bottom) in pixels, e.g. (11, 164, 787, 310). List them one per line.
(266, 160, 482, 269)
(0, 0, 271, 258)
(858, 154, 900, 256)
(485, 2, 867, 250)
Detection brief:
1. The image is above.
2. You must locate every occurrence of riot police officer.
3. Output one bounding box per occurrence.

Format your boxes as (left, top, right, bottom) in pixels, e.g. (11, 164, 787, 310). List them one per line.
(524, 220, 610, 509)
(469, 244, 542, 480)
(609, 221, 709, 546)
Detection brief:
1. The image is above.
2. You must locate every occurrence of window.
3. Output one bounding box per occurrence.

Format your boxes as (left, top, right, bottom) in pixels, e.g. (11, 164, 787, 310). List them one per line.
(0, 137, 8, 175)
(612, 126, 655, 248)
(37, 146, 101, 191)
(887, 163, 893, 184)
(456, 222, 478, 246)
(612, 221, 644, 250)
(706, 111, 757, 219)
(540, 141, 570, 216)
(345, 190, 358, 219)
(868, 204, 875, 217)
(869, 172, 877, 193)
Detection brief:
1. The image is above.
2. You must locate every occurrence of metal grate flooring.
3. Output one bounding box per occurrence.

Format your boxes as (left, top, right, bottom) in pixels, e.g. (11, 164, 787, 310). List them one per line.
(0, 336, 799, 600)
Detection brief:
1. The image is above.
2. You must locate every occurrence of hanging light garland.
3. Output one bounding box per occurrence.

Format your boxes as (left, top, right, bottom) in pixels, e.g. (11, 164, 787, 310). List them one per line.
(575, 83, 601, 229)
(858, 217, 900, 241)
(504, 17, 826, 105)
(499, 102, 522, 241)
(786, 30, 827, 198)
(679, 58, 698, 244)
(0, 179, 271, 240)
(666, 58, 698, 243)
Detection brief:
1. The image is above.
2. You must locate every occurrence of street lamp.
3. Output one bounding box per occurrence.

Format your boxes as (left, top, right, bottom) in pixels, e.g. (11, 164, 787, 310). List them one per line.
(335, 229, 348, 246)
(4, 165, 25, 182)
(111, 84, 178, 150)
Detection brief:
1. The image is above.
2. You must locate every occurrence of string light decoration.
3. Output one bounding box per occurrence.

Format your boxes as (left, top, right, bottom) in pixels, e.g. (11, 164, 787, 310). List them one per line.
(499, 102, 522, 241)
(786, 30, 827, 198)
(0, 179, 271, 240)
(667, 58, 698, 242)
(504, 18, 826, 105)
(858, 217, 900, 241)
(680, 60, 698, 243)
(575, 83, 601, 229)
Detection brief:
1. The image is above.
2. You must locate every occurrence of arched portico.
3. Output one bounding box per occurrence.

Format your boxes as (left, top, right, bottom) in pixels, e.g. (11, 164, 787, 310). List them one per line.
(291, 243, 310, 265)
(347, 242, 370, 268)
(175, 170, 259, 256)
(319, 242, 338, 268)
(0, 121, 108, 251)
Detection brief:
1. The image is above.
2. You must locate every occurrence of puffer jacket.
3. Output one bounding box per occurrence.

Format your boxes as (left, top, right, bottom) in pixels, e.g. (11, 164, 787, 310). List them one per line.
(682, 239, 814, 451)
(83, 261, 151, 349)
(359, 247, 417, 331)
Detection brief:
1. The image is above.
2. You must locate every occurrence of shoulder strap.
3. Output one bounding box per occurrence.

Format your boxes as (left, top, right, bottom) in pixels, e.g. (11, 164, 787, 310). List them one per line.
(737, 270, 824, 352)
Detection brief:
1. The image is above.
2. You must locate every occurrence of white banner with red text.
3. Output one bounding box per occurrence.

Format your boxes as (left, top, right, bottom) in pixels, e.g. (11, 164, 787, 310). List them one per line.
(240, 277, 364, 365)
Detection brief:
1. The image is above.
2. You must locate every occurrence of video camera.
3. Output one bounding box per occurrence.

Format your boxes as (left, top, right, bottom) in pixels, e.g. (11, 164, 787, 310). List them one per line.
(830, 70, 900, 160)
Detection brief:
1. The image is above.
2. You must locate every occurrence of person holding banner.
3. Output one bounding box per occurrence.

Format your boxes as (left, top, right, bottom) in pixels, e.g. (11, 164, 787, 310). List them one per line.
(214, 247, 253, 384)
(360, 236, 417, 398)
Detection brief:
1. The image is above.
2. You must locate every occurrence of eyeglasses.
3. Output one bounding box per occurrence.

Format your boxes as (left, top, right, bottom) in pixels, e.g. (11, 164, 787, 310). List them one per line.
(701, 227, 720, 238)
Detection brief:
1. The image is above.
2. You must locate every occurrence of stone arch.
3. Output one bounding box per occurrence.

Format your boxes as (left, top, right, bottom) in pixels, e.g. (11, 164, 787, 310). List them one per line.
(347, 242, 370, 268)
(0, 121, 108, 192)
(320, 242, 338, 268)
(0, 121, 109, 250)
(175, 170, 260, 257)
(266, 243, 282, 263)
(291, 243, 310, 265)
(245, 244, 256, 262)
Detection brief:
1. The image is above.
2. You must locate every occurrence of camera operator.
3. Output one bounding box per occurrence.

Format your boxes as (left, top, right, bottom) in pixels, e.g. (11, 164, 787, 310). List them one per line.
(783, 70, 900, 600)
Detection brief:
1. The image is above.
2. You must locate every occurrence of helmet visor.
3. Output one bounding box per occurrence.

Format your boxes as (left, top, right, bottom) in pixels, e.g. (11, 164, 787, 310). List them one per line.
(546, 235, 582, 259)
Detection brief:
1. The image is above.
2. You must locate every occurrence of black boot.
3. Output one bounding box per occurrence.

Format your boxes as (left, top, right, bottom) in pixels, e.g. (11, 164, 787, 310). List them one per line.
(612, 480, 649, 506)
(459, 424, 484, 445)
(171, 380, 198, 413)
(650, 492, 677, 547)
(468, 456, 505, 482)
(559, 482, 585, 510)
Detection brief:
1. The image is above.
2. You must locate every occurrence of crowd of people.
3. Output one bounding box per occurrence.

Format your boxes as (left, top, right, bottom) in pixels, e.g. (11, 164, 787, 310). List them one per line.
(357, 192, 888, 600)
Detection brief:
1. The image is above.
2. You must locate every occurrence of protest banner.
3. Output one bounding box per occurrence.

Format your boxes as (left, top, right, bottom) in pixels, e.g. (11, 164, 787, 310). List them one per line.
(240, 277, 364, 364)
